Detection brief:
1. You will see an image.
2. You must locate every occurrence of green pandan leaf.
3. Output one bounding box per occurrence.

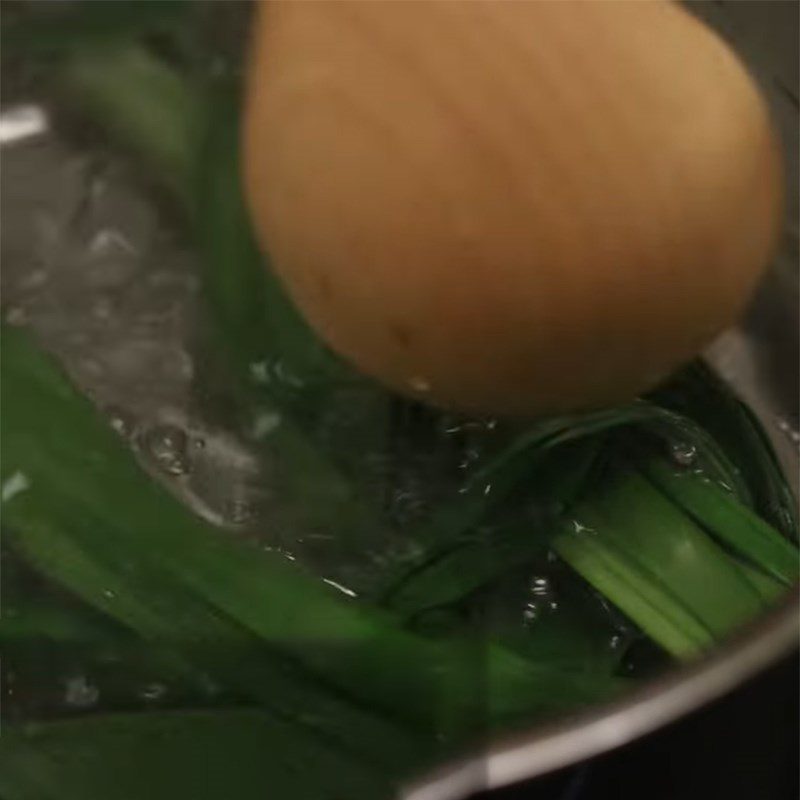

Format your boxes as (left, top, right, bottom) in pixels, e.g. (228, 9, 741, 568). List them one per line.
(0, 710, 390, 800)
(2, 327, 622, 761)
(635, 454, 798, 587)
(553, 463, 777, 658)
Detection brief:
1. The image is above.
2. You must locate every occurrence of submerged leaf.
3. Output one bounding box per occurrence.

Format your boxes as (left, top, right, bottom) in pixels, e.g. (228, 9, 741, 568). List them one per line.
(58, 45, 203, 202)
(651, 361, 798, 539)
(635, 454, 798, 587)
(2, 327, 623, 762)
(553, 531, 713, 659)
(0, 710, 390, 800)
(2, 1, 188, 57)
(553, 459, 792, 659)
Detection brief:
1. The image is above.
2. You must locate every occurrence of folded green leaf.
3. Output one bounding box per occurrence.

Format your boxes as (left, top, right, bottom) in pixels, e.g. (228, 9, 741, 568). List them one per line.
(552, 461, 782, 658)
(377, 402, 746, 599)
(735, 560, 787, 604)
(577, 467, 766, 636)
(553, 531, 713, 659)
(635, 454, 798, 587)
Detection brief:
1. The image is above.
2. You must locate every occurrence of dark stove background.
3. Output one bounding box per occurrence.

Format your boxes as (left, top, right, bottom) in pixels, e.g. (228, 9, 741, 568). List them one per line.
(478, 650, 798, 800)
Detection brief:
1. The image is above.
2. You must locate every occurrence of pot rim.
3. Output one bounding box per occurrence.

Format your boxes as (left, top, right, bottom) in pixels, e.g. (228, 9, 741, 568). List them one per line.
(402, 586, 799, 800)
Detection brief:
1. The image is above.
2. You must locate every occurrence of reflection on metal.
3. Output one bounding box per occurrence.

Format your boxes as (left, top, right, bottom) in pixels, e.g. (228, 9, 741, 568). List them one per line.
(403, 592, 799, 800)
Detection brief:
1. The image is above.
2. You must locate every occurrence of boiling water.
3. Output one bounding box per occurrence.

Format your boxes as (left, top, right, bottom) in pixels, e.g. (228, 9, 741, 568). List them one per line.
(1, 101, 641, 722)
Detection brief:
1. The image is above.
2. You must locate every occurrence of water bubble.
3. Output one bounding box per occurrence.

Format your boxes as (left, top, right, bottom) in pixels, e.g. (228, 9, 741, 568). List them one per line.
(64, 675, 99, 709)
(389, 484, 426, 525)
(88, 227, 137, 258)
(141, 423, 190, 476)
(523, 603, 539, 624)
(251, 411, 281, 440)
(1, 471, 31, 503)
(776, 507, 795, 534)
(170, 348, 194, 381)
(273, 360, 304, 389)
(0, 103, 49, 145)
(531, 576, 551, 597)
(139, 682, 167, 703)
(458, 448, 481, 470)
(226, 495, 254, 525)
(102, 588, 116, 599)
(4, 306, 27, 326)
(97, 649, 122, 665)
(249, 358, 305, 391)
(249, 360, 270, 385)
(199, 675, 221, 698)
(19, 269, 48, 290)
(92, 296, 114, 321)
(408, 376, 431, 393)
(106, 405, 136, 438)
(79, 357, 104, 377)
(669, 442, 697, 468)
(570, 520, 594, 535)
(777, 419, 800, 446)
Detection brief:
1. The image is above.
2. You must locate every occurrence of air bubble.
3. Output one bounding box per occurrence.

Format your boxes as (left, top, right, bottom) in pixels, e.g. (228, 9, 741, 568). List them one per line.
(92, 297, 113, 320)
(106, 405, 136, 438)
(531, 576, 551, 597)
(249, 360, 270, 385)
(226, 496, 254, 525)
(523, 603, 539, 624)
(1, 471, 30, 503)
(669, 442, 697, 467)
(139, 683, 167, 702)
(570, 520, 595, 535)
(251, 411, 281, 440)
(64, 675, 99, 709)
(141, 423, 190, 476)
(19, 269, 48, 290)
(4, 306, 27, 326)
(408, 376, 431, 393)
(777, 419, 800, 446)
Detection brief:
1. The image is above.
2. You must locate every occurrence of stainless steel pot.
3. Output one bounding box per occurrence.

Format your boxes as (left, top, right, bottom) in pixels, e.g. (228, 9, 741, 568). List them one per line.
(404, 3, 799, 797)
(1, 2, 796, 798)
